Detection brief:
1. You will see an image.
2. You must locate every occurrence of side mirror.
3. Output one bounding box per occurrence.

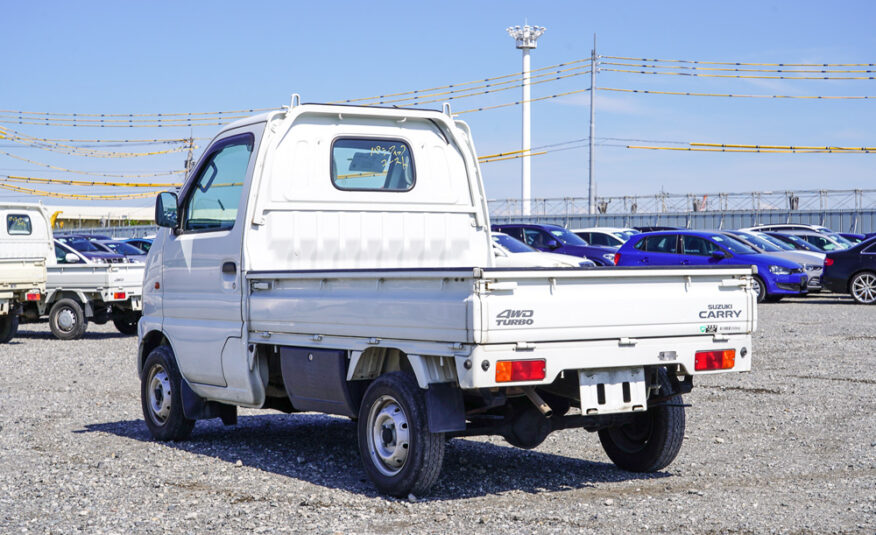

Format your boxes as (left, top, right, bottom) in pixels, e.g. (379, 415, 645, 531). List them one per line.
(155, 192, 179, 228)
(546, 239, 560, 250)
(712, 250, 729, 260)
(64, 253, 81, 263)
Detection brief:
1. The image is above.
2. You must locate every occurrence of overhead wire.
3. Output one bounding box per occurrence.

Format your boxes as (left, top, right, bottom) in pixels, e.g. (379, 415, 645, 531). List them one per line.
(599, 67, 876, 81)
(597, 87, 875, 100)
(0, 151, 184, 177)
(601, 55, 876, 67)
(600, 61, 876, 74)
(1, 175, 182, 188)
(0, 182, 162, 200)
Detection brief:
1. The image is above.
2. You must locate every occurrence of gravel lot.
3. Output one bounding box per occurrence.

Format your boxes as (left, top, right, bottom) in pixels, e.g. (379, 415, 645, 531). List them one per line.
(1, 294, 874, 534)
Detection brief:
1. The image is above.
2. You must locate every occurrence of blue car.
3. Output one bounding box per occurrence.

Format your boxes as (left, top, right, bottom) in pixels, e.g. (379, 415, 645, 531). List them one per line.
(491, 223, 618, 266)
(614, 231, 808, 302)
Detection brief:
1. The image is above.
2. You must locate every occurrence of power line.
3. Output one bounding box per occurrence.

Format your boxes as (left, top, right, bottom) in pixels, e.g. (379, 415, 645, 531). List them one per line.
(601, 55, 876, 67)
(598, 87, 875, 100)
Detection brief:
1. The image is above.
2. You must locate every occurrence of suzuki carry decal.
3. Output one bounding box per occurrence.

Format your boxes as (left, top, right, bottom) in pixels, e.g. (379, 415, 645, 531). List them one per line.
(698, 304, 742, 319)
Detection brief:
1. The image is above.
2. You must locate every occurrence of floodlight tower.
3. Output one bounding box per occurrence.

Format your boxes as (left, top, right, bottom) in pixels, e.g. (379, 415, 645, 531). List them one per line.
(506, 24, 545, 216)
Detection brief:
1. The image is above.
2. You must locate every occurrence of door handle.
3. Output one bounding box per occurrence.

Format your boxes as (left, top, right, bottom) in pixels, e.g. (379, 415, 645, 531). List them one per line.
(681, 260, 690, 265)
(222, 262, 237, 275)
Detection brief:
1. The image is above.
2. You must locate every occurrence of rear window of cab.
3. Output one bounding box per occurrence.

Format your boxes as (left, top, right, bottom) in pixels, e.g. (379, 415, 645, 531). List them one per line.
(7, 214, 32, 235)
(331, 138, 415, 191)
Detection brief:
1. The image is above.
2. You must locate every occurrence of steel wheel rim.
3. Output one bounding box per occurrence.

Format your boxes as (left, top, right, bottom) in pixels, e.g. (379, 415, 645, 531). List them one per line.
(147, 364, 173, 425)
(366, 395, 410, 477)
(751, 278, 763, 300)
(56, 307, 76, 332)
(852, 273, 876, 303)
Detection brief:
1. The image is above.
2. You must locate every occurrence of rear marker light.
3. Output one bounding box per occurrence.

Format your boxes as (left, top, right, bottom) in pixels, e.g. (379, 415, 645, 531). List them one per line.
(613, 253, 621, 265)
(113, 292, 127, 300)
(495, 359, 546, 382)
(25, 292, 40, 301)
(695, 349, 736, 371)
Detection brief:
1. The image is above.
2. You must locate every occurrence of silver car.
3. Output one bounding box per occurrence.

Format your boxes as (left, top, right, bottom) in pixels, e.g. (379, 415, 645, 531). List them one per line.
(725, 230, 824, 291)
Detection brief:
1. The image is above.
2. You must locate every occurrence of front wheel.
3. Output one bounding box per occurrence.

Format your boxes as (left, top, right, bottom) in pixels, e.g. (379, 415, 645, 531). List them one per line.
(141, 345, 195, 441)
(357, 372, 444, 497)
(751, 275, 767, 303)
(49, 298, 88, 340)
(0, 313, 19, 343)
(850, 271, 876, 304)
(598, 369, 685, 472)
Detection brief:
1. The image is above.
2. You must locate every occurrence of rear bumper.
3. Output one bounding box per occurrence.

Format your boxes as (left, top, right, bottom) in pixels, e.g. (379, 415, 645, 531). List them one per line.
(454, 333, 753, 390)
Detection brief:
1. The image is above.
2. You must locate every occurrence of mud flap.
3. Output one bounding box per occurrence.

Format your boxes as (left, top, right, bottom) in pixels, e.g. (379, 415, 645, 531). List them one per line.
(425, 382, 466, 433)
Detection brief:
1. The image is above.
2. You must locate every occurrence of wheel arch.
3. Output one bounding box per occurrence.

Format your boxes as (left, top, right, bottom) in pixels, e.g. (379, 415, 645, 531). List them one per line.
(348, 347, 458, 389)
(848, 268, 876, 292)
(138, 330, 171, 378)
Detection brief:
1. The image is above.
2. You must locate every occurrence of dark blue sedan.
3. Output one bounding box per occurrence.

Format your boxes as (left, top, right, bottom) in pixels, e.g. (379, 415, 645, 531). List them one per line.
(491, 223, 618, 266)
(614, 231, 807, 302)
(823, 237, 876, 304)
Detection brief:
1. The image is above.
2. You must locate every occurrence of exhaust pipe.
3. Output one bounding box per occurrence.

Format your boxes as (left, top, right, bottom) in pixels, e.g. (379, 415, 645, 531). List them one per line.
(522, 387, 553, 418)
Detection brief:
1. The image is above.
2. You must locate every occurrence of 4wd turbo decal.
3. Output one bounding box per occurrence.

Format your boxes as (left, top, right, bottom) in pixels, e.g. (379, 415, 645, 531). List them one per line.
(699, 304, 742, 319)
(496, 309, 534, 326)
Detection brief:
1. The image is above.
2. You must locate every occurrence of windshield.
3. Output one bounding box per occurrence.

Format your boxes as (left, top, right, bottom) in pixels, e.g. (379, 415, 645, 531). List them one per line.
(614, 230, 639, 241)
(754, 232, 795, 250)
(102, 241, 144, 255)
(731, 232, 782, 252)
(783, 234, 820, 251)
(549, 228, 590, 246)
(492, 233, 536, 253)
(826, 233, 853, 248)
(67, 238, 101, 252)
(710, 234, 758, 255)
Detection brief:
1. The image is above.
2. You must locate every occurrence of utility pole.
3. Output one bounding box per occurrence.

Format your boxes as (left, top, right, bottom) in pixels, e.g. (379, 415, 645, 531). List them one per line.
(183, 137, 195, 177)
(506, 24, 545, 216)
(588, 34, 597, 215)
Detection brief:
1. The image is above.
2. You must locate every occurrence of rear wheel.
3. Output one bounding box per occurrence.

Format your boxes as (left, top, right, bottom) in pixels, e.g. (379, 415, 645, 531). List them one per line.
(0, 313, 19, 343)
(357, 372, 444, 497)
(49, 298, 88, 340)
(598, 369, 685, 472)
(141, 345, 195, 441)
(113, 311, 140, 335)
(850, 271, 876, 304)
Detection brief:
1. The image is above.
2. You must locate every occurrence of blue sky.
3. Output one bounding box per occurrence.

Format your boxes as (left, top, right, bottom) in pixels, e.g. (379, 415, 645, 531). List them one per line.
(0, 1, 874, 207)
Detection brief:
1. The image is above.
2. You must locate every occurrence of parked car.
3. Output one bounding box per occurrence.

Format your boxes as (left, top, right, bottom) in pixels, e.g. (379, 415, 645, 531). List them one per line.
(54, 236, 126, 263)
(743, 223, 834, 234)
(491, 232, 595, 268)
(822, 237, 876, 304)
(633, 226, 681, 233)
(571, 227, 639, 247)
(777, 230, 852, 252)
(492, 223, 618, 266)
(96, 240, 148, 263)
(724, 230, 824, 291)
(615, 231, 807, 302)
(124, 237, 154, 253)
(762, 232, 826, 253)
(839, 233, 866, 244)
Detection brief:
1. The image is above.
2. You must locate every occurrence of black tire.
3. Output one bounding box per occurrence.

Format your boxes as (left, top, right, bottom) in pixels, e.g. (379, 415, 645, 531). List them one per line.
(0, 313, 19, 344)
(598, 368, 685, 472)
(48, 298, 88, 340)
(751, 275, 767, 303)
(113, 312, 140, 335)
(849, 271, 876, 305)
(141, 345, 195, 441)
(357, 372, 444, 497)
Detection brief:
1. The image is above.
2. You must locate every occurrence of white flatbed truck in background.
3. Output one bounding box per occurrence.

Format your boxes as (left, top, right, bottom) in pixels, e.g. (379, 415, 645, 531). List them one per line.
(138, 97, 756, 497)
(0, 204, 51, 343)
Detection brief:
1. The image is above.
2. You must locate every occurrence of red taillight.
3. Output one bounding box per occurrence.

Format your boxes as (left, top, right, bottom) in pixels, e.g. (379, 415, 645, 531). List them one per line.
(25, 292, 40, 301)
(613, 253, 621, 265)
(495, 359, 546, 382)
(695, 349, 736, 371)
(113, 292, 127, 300)
(824, 258, 834, 267)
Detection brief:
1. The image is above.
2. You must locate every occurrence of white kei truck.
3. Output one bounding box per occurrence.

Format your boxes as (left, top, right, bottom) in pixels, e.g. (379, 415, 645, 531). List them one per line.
(138, 97, 756, 497)
(0, 203, 51, 343)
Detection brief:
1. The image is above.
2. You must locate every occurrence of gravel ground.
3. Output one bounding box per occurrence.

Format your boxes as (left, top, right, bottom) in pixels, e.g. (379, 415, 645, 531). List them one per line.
(1, 294, 874, 534)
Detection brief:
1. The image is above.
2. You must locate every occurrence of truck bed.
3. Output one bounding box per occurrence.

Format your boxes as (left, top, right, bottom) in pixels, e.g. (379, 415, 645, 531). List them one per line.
(0, 258, 47, 296)
(48, 263, 145, 297)
(246, 265, 755, 346)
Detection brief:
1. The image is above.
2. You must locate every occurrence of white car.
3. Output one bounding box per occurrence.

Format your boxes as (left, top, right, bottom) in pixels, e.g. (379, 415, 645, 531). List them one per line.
(571, 227, 639, 248)
(492, 232, 596, 268)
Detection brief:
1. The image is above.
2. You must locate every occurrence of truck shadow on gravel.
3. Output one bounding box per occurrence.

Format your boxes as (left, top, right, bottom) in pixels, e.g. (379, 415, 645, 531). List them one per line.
(83, 413, 669, 500)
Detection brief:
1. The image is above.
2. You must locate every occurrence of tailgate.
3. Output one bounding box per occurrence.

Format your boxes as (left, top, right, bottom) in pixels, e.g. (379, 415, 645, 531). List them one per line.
(475, 266, 755, 344)
(106, 264, 145, 295)
(0, 258, 46, 290)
